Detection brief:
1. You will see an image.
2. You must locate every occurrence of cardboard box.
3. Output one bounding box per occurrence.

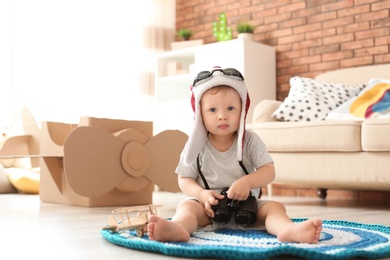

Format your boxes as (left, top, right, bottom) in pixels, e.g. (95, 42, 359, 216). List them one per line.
(39, 117, 188, 207)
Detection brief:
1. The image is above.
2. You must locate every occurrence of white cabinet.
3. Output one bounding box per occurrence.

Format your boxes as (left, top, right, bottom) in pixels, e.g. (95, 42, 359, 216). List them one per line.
(154, 39, 276, 135)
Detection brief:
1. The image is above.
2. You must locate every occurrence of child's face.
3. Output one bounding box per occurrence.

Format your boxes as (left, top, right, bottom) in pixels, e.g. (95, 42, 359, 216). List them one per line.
(200, 86, 242, 136)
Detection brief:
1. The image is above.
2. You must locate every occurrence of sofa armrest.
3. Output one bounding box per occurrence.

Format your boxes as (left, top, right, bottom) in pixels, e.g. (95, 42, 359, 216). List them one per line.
(251, 99, 282, 123)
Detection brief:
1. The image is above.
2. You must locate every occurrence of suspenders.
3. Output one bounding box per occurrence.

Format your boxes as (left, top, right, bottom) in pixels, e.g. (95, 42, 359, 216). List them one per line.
(196, 154, 250, 190)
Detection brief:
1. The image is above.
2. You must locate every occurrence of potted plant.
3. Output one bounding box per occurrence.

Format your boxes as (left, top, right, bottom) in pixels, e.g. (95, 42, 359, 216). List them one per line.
(171, 28, 203, 50)
(176, 28, 193, 41)
(236, 22, 255, 41)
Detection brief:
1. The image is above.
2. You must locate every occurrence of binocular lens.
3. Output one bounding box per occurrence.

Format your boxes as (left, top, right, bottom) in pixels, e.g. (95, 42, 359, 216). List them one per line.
(235, 211, 252, 226)
(214, 208, 231, 225)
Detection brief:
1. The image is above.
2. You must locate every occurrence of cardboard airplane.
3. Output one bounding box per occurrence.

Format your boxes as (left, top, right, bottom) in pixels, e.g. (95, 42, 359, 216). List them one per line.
(1, 108, 188, 207)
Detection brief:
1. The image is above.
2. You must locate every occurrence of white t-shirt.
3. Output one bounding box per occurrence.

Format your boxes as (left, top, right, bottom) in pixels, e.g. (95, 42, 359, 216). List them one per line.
(175, 129, 273, 198)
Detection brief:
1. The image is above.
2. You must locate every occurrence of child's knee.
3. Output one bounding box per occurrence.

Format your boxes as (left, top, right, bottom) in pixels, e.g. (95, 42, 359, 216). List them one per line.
(177, 198, 202, 211)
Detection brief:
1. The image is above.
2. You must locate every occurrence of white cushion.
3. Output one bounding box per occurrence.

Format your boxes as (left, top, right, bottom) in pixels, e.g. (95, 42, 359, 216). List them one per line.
(272, 76, 365, 122)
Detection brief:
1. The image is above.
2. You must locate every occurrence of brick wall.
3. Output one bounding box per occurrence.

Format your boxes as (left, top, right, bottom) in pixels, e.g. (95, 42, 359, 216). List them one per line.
(175, 0, 390, 100)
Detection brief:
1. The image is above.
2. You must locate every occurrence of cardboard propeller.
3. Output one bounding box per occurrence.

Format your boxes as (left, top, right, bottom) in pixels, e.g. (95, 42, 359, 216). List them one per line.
(0, 107, 41, 167)
(63, 126, 188, 198)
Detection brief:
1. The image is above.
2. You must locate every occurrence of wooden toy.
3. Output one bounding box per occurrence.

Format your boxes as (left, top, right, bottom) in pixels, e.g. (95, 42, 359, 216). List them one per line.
(102, 204, 161, 236)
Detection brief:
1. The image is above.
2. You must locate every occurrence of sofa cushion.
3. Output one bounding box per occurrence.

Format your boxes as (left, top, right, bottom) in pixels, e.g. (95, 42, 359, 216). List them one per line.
(327, 78, 390, 121)
(252, 99, 281, 123)
(272, 76, 365, 122)
(270, 152, 390, 191)
(247, 120, 362, 152)
(362, 118, 390, 151)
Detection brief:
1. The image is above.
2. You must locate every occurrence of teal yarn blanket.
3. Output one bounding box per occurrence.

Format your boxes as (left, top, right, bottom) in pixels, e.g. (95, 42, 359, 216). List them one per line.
(101, 218, 390, 259)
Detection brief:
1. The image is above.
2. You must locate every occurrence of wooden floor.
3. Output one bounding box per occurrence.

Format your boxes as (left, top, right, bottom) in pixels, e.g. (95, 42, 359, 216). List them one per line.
(2, 191, 389, 259)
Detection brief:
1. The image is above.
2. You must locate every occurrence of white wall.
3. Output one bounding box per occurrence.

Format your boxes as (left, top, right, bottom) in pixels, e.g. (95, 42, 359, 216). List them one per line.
(0, 0, 14, 127)
(0, 0, 174, 128)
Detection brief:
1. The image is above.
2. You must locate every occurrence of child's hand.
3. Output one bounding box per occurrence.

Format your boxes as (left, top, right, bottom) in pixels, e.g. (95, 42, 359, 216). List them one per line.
(227, 178, 251, 201)
(198, 189, 224, 218)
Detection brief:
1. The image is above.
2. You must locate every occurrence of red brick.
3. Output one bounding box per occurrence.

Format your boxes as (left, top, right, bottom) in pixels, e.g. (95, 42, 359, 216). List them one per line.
(310, 44, 339, 55)
(265, 0, 291, 9)
(322, 16, 355, 29)
(375, 36, 390, 45)
(327, 190, 359, 200)
(355, 0, 379, 4)
(301, 72, 321, 79)
(306, 28, 336, 40)
(278, 84, 291, 94)
(306, 0, 335, 8)
(341, 39, 374, 50)
(322, 0, 354, 12)
(278, 2, 306, 13)
(371, 17, 390, 28)
(355, 9, 389, 23)
(292, 38, 322, 50)
(337, 4, 370, 17)
(293, 22, 321, 34)
(307, 11, 337, 23)
(276, 75, 292, 84)
(337, 22, 370, 34)
(371, 0, 390, 11)
(359, 191, 390, 201)
(277, 92, 288, 101)
(375, 53, 390, 63)
(292, 6, 320, 18)
(278, 34, 305, 45)
(258, 23, 278, 33)
(282, 48, 310, 59)
(253, 7, 277, 19)
(322, 51, 354, 62)
(309, 61, 340, 72)
(323, 33, 354, 45)
(355, 28, 390, 40)
(355, 45, 389, 56)
(275, 44, 293, 53)
(280, 17, 307, 29)
(340, 56, 374, 68)
(279, 64, 309, 75)
(294, 54, 321, 65)
(270, 28, 293, 38)
(264, 12, 292, 24)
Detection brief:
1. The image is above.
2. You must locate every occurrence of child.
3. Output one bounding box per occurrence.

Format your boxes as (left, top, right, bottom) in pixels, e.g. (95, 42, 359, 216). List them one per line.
(148, 67, 322, 243)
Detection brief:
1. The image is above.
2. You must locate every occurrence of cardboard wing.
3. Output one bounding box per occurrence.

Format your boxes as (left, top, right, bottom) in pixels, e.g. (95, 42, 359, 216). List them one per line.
(63, 126, 188, 198)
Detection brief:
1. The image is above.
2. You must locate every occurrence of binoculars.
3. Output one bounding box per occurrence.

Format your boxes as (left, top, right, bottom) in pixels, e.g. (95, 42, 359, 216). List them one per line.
(211, 188, 257, 226)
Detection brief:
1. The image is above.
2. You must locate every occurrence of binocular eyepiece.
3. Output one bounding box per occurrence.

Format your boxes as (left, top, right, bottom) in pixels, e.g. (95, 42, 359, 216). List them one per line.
(211, 188, 257, 226)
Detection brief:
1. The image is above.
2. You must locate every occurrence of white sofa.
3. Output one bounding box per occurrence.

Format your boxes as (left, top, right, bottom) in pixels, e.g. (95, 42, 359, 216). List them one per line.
(247, 64, 390, 198)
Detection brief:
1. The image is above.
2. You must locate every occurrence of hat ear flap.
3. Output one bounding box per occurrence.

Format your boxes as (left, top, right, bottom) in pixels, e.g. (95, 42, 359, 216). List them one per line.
(190, 92, 196, 112)
(245, 93, 250, 117)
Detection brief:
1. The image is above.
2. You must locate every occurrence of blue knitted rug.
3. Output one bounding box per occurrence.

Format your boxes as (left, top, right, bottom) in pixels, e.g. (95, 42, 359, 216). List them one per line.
(100, 218, 390, 259)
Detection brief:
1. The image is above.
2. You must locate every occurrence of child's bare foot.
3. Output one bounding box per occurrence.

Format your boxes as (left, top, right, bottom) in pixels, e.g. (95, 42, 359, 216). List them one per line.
(147, 215, 190, 242)
(277, 219, 322, 244)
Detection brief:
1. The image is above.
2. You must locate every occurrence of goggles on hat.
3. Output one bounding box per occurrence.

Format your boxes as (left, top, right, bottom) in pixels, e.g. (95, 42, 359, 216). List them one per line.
(192, 68, 245, 87)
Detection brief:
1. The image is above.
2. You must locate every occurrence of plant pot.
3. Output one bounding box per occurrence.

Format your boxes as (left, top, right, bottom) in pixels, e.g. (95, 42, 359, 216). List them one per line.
(171, 39, 204, 50)
(237, 33, 254, 41)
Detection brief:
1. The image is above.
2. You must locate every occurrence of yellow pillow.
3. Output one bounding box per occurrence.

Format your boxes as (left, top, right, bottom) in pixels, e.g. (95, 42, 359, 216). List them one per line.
(5, 167, 40, 194)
